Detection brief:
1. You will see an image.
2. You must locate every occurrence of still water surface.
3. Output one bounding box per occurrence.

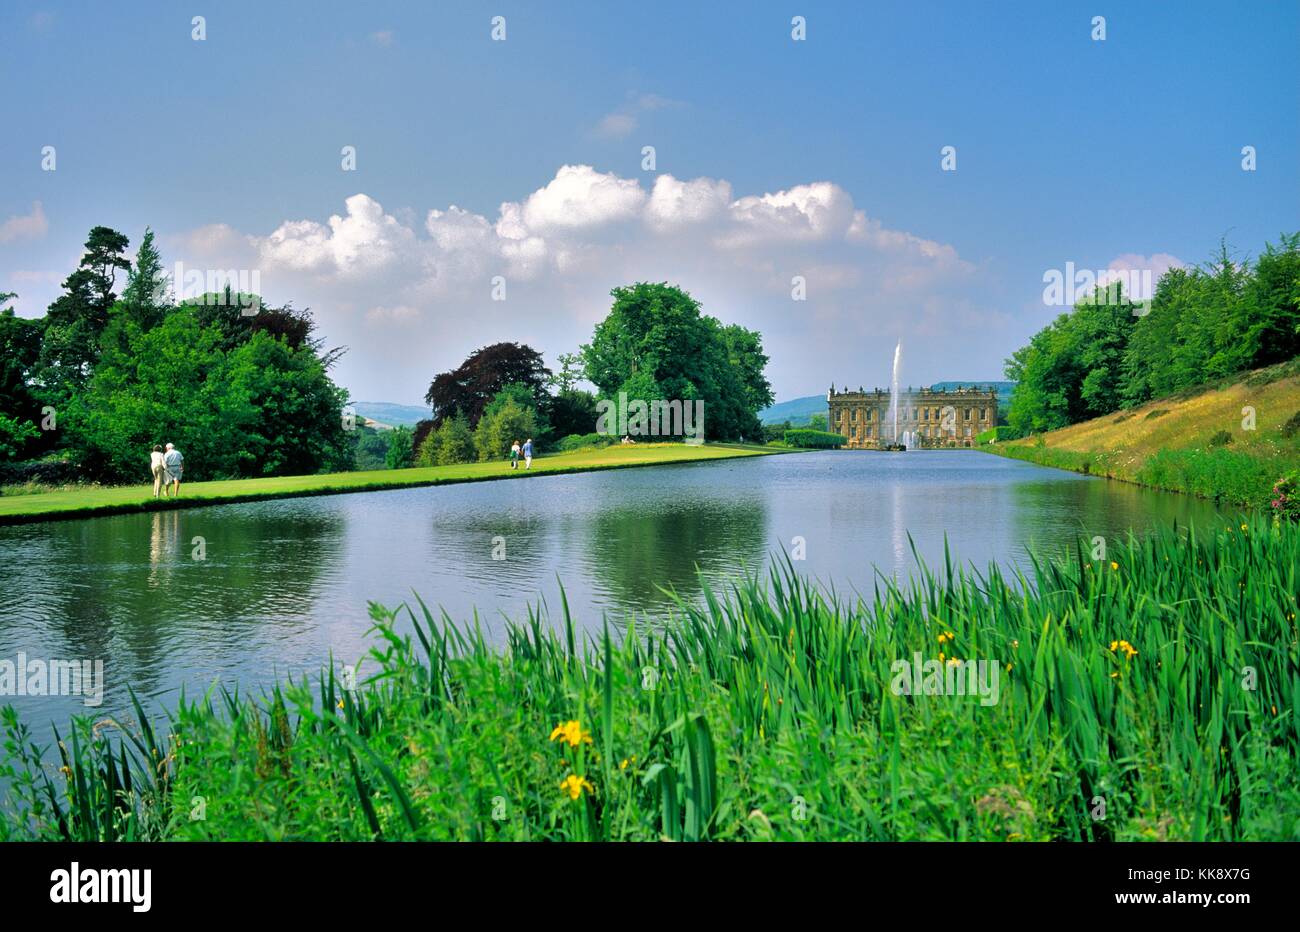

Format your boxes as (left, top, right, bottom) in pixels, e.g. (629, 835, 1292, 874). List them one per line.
(0, 451, 1226, 727)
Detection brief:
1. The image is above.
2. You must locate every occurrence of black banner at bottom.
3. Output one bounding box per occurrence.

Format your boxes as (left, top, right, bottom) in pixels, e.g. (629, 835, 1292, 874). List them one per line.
(0, 841, 1285, 919)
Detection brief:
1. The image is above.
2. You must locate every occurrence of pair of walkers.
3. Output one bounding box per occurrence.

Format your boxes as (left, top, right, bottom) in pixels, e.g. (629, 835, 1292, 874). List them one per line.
(149, 443, 185, 497)
(509, 438, 533, 470)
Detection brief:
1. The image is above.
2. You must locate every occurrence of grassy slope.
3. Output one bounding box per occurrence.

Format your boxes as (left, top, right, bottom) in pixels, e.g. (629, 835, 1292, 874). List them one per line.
(0, 443, 781, 525)
(990, 359, 1300, 506)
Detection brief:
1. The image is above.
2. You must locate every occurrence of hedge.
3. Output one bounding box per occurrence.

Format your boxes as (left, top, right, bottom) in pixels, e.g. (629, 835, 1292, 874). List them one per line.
(783, 429, 846, 449)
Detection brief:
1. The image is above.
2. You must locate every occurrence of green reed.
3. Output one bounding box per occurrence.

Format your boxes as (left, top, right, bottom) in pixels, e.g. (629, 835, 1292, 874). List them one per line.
(2, 513, 1297, 841)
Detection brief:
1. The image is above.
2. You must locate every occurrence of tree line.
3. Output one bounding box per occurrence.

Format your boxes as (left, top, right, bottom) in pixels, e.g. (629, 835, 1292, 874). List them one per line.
(0, 226, 350, 482)
(2, 243, 774, 483)
(1005, 233, 1300, 434)
(407, 282, 773, 466)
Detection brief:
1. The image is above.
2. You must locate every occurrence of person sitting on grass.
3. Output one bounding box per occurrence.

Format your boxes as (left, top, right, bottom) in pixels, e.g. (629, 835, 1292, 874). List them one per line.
(163, 443, 184, 497)
(149, 445, 165, 498)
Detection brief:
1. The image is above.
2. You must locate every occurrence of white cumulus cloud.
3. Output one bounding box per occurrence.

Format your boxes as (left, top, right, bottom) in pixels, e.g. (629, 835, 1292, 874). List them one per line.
(258, 194, 416, 279)
(645, 175, 732, 231)
(515, 165, 647, 234)
(721, 182, 856, 247)
(175, 164, 994, 404)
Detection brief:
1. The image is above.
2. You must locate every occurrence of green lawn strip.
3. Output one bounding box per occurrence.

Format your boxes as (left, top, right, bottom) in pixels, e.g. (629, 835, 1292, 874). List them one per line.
(0, 443, 789, 525)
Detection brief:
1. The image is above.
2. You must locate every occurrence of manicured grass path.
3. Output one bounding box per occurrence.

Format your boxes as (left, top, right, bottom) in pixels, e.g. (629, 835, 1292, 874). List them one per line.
(0, 443, 784, 525)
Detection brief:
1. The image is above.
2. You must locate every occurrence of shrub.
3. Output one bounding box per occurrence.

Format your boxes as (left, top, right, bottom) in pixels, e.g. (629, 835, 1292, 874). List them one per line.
(557, 432, 613, 452)
(1282, 411, 1300, 439)
(384, 426, 414, 469)
(418, 414, 475, 466)
(976, 426, 1023, 444)
(783, 429, 846, 449)
(474, 398, 539, 461)
(1208, 430, 1234, 447)
(0, 458, 78, 487)
(0, 414, 39, 461)
(1273, 474, 1299, 521)
(1144, 409, 1169, 421)
(414, 429, 439, 467)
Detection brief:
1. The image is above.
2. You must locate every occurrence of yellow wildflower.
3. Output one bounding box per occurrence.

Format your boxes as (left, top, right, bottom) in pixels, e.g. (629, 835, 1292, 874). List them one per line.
(549, 720, 593, 748)
(1108, 639, 1138, 660)
(1110, 561, 1119, 571)
(560, 774, 594, 800)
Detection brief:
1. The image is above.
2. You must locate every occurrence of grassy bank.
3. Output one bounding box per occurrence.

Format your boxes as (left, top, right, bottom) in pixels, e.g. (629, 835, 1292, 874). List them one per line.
(988, 358, 1300, 507)
(0, 443, 781, 525)
(3, 513, 1296, 841)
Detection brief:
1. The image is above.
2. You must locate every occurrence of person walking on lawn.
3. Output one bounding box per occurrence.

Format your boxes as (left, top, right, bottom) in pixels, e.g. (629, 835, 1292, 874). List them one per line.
(163, 443, 184, 497)
(149, 445, 166, 498)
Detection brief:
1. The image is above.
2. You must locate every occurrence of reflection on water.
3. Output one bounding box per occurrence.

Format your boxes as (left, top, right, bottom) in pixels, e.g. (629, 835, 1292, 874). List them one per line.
(0, 450, 1226, 727)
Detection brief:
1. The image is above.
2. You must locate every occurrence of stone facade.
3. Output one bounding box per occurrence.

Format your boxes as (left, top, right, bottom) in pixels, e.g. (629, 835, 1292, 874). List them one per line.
(827, 385, 998, 448)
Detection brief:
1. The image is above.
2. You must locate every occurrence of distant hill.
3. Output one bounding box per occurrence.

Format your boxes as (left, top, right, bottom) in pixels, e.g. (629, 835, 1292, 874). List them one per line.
(351, 401, 432, 428)
(759, 395, 827, 426)
(929, 380, 1016, 397)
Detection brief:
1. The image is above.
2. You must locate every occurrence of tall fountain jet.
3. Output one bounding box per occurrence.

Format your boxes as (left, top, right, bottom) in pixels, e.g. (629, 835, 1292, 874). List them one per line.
(889, 340, 902, 445)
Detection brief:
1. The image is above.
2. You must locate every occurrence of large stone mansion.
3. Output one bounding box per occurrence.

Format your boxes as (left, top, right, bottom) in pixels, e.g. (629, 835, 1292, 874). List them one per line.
(827, 385, 999, 448)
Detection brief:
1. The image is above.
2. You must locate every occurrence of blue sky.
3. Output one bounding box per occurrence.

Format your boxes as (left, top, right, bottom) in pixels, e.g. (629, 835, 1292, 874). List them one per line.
(2, 0, 1296, 404)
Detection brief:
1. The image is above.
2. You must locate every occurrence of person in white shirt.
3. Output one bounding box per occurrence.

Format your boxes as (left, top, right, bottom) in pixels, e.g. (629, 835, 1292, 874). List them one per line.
(149, 445, 165, 498)
(163, 443, 184, 497)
